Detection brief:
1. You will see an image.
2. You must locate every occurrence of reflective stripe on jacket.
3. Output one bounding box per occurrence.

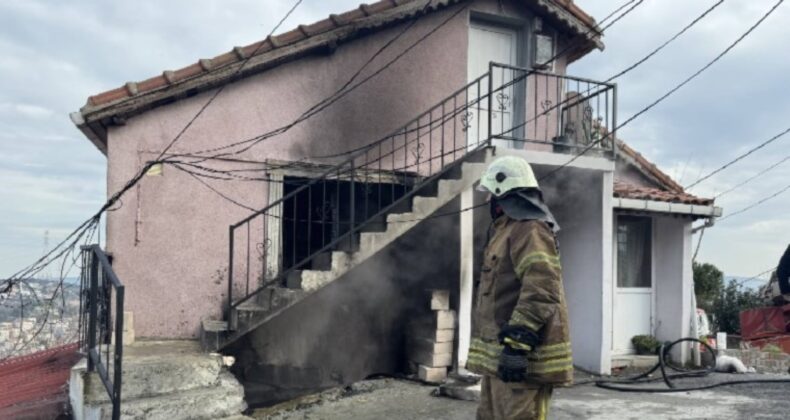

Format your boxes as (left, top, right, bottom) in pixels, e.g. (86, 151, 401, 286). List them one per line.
(466, 216, 573, 385)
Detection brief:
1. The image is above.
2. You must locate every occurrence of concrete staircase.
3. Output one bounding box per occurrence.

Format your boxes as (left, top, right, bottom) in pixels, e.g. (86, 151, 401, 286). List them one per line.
(203, 147, 493, 351)
(70, 340, 251, 420)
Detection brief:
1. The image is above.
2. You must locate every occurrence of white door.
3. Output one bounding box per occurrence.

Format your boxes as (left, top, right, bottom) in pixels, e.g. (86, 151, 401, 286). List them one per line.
(467, 23, 517, 149)
(613, 216, 654, 354)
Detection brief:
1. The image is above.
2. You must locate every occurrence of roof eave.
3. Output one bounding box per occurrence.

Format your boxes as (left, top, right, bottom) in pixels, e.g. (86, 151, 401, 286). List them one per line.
(614, 197, 722, 219)
(73, 0, 603, 141)
(70, 112, 107, 156)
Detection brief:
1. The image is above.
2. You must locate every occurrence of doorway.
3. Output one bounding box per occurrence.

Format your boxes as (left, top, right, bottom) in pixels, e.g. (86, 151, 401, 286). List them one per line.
(467, 21, 520, 149)
(613, 215, 654, 354)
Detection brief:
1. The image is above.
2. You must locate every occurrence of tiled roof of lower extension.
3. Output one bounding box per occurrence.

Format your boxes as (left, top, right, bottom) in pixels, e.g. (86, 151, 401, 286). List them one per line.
(614, 181, 714, 206)
(0, 343, 81, 419)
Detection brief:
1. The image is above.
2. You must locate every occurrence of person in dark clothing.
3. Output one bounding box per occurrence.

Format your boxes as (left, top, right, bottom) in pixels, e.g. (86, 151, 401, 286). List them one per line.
(777, 244, 790, 295)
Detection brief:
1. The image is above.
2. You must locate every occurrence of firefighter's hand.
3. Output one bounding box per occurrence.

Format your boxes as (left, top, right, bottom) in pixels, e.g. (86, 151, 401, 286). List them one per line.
(497, 345, 528, 382)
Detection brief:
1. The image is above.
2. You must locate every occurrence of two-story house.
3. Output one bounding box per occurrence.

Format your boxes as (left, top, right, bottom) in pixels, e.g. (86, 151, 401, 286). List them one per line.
(69, 0, 721, 410)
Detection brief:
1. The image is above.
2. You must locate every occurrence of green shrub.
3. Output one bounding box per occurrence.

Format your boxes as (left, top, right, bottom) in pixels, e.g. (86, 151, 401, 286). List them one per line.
(632, 335, 660, 355)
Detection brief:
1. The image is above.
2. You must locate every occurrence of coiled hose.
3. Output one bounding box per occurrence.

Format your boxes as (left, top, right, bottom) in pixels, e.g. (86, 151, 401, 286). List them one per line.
(594, 337, 790, 392)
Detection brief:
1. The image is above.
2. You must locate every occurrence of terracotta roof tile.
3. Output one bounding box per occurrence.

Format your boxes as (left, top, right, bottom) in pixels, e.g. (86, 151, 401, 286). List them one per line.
(614, 181, 713, 206)
(0, 343, 81, 418)
(79, 0, 600, 113)
(617, 140, 684, 193)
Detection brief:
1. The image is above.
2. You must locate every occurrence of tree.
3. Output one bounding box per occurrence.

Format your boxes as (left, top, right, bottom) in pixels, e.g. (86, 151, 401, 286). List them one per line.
(711, 279, 763, 334)
(693, 261, 723, 313)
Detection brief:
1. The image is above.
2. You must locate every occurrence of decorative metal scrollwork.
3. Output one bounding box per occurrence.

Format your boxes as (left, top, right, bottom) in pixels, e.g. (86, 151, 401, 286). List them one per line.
(461, 111, 473, 132)
(496, 92, 511, 111)
(314, 201, 333, 222)
(256, 238, 272, 260)
(541, 99, 553, 116)
(411, 142, 425, 162)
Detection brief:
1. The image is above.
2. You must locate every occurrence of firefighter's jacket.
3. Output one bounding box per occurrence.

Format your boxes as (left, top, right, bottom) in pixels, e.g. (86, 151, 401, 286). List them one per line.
(466, 216, 573, 385)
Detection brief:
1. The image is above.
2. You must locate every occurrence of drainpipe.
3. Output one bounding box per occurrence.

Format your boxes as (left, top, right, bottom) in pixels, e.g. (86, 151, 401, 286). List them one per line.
(691, 215, 716, 234)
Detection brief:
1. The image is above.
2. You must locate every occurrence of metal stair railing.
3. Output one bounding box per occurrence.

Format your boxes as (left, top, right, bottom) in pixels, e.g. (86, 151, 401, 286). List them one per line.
(80, 245, 124, 420)
(225, 63, 616, 319)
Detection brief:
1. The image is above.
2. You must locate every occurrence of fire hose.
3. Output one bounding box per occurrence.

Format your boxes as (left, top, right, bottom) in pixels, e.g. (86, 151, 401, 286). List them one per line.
(593, 337, 790, 392)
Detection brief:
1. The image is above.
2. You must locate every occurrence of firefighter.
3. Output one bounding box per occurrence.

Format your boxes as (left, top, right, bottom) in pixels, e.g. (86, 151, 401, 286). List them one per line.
(467, 156, 572, 420)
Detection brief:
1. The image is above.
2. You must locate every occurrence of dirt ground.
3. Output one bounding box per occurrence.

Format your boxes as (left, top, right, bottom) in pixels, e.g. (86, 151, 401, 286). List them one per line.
(252, 374, 790, 420)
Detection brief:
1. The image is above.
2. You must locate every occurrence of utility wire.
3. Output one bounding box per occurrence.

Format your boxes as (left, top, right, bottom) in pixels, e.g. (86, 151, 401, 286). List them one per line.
(497, 0, 723, 142)
(539, 0, 784, 182)
(233, 0, 645, 166)
(604, 0, 724, 83)
(718, 182, 790, 222)
(686, 125, 790, 190)
(160, 0, 303, 159)
(737, 266, 777, 285)
(0, 0, 304, 294)
(714, 151, 790, 199)
(185, 1, 461, 159)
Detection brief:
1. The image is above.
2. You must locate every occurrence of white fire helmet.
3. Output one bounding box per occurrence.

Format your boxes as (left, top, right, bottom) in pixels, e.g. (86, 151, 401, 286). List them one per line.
(477, 156, 539, 197)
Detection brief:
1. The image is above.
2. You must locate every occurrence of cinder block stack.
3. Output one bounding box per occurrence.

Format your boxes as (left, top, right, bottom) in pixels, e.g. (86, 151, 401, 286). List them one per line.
(407, 289, 456, 383)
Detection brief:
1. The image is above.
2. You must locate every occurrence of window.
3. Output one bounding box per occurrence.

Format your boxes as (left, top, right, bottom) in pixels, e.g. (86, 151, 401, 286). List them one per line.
(616, 216, 652, 288)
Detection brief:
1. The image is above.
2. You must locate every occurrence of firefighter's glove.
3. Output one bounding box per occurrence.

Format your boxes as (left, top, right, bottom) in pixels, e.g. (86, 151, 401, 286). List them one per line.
(498, 344, 529, 383)
(498, 325, 540, 351)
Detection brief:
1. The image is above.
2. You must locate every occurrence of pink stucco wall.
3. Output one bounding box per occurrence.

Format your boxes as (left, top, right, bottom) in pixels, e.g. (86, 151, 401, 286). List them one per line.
(104, 0, 581, 338)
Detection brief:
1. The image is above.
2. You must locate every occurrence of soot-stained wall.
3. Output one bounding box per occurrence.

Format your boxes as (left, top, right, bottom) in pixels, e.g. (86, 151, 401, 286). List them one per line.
(229, 198, 460, 407)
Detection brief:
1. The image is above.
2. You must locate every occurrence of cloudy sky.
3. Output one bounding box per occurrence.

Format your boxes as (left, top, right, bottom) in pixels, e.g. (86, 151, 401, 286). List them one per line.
(1, 0, 787, 282)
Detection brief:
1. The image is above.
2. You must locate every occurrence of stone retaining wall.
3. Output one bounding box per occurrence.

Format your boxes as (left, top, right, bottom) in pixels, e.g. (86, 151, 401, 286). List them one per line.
(725, 349, 789, 375)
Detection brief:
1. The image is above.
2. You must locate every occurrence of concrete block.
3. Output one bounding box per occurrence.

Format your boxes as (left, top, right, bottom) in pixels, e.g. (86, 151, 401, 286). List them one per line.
(124, 311, 135, 345)
(436, 310, 456, 329)
(409, 321, 455, 343)
(409, 337, 453, 355)
(412, 352, 453, 368)
(418, 365, 447, 383)
(409, 348, 453, 368)
(201, 320, 228, 352)
(430, 290, 450, 310)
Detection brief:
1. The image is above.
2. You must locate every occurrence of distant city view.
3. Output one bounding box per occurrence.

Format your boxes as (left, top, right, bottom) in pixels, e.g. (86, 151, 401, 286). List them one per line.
(0, 278, 80, 359)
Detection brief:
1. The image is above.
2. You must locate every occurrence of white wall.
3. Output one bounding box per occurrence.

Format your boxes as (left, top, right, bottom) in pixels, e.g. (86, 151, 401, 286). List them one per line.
(542, 168, 613, 374)
(653, 216, 694, 362)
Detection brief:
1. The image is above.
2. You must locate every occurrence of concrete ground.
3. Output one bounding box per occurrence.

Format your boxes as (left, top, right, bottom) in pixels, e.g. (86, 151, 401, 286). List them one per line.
(252, 374, 790, 419)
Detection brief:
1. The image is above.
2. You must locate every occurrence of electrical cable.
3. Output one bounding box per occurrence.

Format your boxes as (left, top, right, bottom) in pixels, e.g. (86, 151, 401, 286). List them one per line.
(718, 182, 790, 222)
(187, 0, 641, 163)
(714, 152, 790, 199)
(497, 0, 726, 151)
(158, 0, 303, 159)
(594, 337, 790, 392)
(539, 0, 784, 182)
(184, 1, 464, 159)
(686, 125, 790, 190)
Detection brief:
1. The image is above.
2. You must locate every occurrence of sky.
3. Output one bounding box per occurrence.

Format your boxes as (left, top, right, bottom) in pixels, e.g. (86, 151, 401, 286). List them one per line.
(0, 0, 787, 283)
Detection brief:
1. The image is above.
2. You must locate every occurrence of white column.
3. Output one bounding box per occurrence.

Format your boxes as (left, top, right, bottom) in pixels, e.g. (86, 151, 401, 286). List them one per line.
(265, 172, 283, 284)
(458, 188, 475, 372)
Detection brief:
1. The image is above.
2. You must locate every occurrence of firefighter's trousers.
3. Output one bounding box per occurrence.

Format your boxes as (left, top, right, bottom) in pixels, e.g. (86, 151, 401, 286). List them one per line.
(477, 375, 553, 420)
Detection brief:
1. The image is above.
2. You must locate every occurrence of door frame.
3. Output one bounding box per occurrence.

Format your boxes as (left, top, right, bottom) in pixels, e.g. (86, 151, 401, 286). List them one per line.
(468, 13, 532, 146)
(611, 213, 656, 355)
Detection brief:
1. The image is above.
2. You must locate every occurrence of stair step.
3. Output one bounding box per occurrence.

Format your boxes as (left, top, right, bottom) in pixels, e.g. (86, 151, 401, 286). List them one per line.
(211, 147, 495, 350)
(86, 371, 246, 420)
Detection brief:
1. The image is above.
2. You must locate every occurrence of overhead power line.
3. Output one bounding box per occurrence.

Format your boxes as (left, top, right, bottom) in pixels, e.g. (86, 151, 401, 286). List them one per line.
(714, 151, 790, 199)
(604, 0, 724, 83)
(718, 182, 790, 222)
(539, 0, 784, 182)
(184, 0, 458, 159)
(500, 0, 723, 140)
(735, 266, 776, 286)
(0, 0, 304, 292)
(686, 125, 790, 190)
